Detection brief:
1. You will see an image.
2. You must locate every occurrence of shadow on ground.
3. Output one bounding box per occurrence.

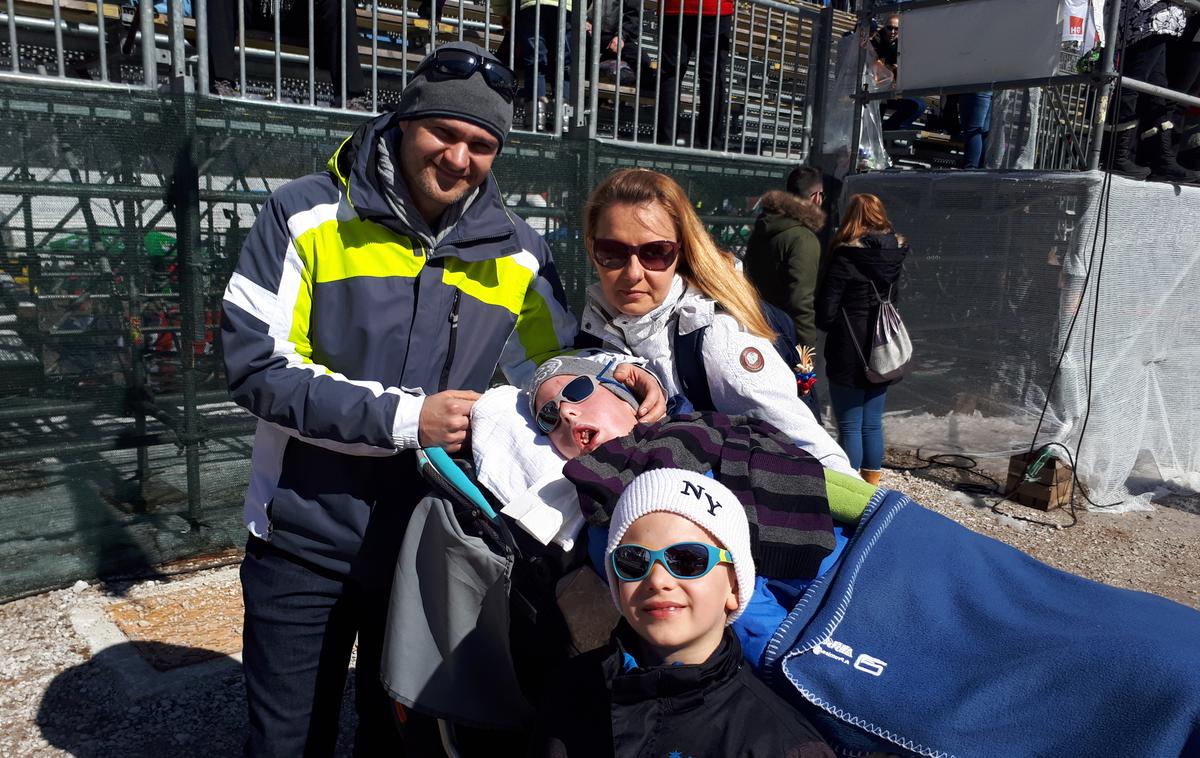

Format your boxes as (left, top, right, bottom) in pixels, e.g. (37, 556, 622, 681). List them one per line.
(36, 642, 356, 756)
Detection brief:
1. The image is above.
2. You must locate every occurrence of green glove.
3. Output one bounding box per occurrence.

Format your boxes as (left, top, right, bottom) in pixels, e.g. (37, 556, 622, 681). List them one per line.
(824, 468, 879, 524)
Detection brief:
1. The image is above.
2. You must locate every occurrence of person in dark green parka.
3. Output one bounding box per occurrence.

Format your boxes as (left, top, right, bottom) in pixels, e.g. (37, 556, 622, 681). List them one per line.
(744, 166, 827, 420)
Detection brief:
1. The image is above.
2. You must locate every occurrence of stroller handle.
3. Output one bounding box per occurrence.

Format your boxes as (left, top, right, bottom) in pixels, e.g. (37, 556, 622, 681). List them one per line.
(417, 447, 499, 521)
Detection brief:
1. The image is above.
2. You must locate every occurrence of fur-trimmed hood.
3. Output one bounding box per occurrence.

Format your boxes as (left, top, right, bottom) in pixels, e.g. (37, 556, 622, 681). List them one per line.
(757, 189, 825, 232)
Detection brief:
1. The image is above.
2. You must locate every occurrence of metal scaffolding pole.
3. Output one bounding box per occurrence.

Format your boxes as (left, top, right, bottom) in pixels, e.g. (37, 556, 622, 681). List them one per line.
(168, 138, 204, 526)
(1086, 0, 1121, 171)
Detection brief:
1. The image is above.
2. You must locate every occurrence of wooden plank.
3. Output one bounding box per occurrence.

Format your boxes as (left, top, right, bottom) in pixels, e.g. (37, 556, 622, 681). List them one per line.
(15, 0, 124, 24)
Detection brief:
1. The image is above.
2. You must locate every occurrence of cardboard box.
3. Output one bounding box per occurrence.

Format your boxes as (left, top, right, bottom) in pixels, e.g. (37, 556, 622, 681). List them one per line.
(1006, 451, 1073, 511)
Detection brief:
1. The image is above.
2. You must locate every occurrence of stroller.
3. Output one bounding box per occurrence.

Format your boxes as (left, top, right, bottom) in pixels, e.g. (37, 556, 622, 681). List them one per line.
(379, 446, 585, 756)
(383, 447, 1200, 757)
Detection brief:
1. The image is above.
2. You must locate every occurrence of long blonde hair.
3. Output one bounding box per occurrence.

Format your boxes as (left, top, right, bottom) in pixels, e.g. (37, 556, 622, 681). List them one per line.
(583, 168, 775, 341)
(831, 193, 895, 251)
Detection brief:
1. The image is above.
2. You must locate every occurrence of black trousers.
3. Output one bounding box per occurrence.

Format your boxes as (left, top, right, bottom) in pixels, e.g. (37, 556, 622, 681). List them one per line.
(239, 447, 444, 758)
(241, 536, 398, 757)
(656, 13, 731, 148)
(1115, 35, 1169, 128)
(1167, 14, 1200, 103)
(515, 4, 572, 101)
(207, 0, 364, 101)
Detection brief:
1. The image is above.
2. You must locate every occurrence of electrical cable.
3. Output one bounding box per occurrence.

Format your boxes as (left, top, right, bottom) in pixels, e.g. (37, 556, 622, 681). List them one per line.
(989, 29, 1131, 522)
(886, 449, 1004, 495)
(890, 41, 1136, 527)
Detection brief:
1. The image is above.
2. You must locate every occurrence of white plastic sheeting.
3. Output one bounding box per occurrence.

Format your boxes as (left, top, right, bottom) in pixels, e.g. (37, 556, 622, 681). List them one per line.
(821, 30, 891, 179)
(986, 88, 1042, 170)
(840, 170, 1200, 508)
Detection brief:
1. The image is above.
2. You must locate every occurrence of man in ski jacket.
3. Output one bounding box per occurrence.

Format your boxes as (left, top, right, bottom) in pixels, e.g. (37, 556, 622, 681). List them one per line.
(221, 41, 658, 756)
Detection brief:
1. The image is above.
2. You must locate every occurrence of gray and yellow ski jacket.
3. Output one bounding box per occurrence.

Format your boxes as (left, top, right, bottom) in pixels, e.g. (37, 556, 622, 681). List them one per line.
(221, 112, 576, 574)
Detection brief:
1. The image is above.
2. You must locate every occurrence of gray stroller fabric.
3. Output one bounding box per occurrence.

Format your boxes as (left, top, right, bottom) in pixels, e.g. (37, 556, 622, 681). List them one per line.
(380, 494, 533, 729)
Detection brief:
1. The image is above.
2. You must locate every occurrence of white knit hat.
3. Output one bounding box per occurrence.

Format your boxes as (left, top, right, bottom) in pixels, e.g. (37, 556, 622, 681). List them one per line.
(604, 468, 756, 624)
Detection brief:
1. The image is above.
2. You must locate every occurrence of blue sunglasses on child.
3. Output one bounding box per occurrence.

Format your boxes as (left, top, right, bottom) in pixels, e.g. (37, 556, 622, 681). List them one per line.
(610, 542, 733, 582)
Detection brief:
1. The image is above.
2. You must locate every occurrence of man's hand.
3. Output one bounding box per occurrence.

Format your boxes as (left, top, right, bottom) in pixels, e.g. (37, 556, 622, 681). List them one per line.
(612, 364, 666, 422)
(418, 390, 481, 453)
(607, 35, 621, 54)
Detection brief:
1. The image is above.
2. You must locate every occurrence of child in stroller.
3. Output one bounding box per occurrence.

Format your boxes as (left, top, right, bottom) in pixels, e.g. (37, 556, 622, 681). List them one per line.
(386, 355, 1200, 757)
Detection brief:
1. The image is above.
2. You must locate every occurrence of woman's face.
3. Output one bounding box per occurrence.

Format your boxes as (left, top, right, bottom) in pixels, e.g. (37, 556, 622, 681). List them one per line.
(588, 202, 680, 317)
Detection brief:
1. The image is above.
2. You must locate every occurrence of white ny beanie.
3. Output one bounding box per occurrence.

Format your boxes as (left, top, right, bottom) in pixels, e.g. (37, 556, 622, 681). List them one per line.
(605, 468, 756, 624)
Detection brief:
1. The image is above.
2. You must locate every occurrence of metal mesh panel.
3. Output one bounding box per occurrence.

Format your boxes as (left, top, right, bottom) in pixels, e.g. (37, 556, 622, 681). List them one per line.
(0, 83, 786, 599)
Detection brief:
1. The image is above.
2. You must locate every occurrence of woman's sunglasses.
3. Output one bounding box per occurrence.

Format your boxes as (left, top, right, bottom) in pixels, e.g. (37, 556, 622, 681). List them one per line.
(415, 48, 518, 102)
(591, 238, 680, 272)
(610, 542, 733, 582)
(535, 360, 625, 434)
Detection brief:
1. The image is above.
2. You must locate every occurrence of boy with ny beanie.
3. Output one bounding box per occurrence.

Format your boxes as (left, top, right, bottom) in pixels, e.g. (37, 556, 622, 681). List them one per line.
(530, 468, 834, 758)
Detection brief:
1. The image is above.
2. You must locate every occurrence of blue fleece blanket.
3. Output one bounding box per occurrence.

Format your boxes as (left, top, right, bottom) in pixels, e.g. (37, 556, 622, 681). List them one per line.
(762, 489, 1200, 758)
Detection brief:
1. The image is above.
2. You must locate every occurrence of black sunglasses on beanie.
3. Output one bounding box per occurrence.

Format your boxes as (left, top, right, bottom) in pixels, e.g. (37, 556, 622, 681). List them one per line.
(394, 42, 516, 145)
(414, 47, 518, 103)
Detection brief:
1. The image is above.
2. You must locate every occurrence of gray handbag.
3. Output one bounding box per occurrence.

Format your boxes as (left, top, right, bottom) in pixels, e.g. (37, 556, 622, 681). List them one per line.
(842, 281, 912, 383)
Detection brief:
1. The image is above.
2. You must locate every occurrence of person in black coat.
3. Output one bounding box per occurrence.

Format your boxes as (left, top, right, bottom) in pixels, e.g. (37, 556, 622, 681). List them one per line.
(531, 621, 834, 758)
(815, 193, 908, 485)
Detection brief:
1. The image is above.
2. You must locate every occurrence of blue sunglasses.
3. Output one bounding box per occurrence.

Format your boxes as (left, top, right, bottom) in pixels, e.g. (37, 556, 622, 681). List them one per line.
(610, 542, 733, 582)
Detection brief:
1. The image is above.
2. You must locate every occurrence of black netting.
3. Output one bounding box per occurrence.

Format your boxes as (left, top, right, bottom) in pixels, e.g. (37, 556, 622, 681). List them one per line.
(843, 170, 1200, 509)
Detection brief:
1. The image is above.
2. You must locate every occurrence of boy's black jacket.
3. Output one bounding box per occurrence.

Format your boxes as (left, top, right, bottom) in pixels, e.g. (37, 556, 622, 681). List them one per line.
(530, 621, 835, 758)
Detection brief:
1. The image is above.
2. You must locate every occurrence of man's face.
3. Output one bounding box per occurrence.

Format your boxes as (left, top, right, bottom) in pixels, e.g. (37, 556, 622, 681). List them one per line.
(884, 15, 900, 39)
(398, 117, 500, 220)
(534, 374, 638, 459)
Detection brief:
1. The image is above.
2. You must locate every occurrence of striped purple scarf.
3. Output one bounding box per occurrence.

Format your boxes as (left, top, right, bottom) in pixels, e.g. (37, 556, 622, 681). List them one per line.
(563, 412, 835, 579)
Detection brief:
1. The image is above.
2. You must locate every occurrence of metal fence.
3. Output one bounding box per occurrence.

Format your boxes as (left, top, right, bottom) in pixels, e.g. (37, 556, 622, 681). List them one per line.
(1, 0, 852, 154)
(0, 81, 787, 599)
(849, 0, 1200, 175)
(587, 0, 840, 161)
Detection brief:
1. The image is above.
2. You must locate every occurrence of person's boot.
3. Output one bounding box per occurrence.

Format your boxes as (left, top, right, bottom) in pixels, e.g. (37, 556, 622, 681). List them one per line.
(1102, 121, 1151, 180)
(859, 469, 882, 486)
(1142, 121, 1200, 183)
(1179, 125, 1200, 170)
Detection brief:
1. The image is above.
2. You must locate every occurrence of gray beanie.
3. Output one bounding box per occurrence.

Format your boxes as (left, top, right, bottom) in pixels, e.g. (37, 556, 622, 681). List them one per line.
(394, 42, 514, 145)
(526, 356, 640, 420)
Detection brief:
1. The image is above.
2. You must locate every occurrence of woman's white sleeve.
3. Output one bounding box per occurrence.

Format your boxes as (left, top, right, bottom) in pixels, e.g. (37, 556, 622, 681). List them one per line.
(702, 317, 857, 476)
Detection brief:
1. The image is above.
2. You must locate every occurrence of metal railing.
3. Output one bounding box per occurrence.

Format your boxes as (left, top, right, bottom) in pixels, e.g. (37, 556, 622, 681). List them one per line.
(6, 0, 1198, 168)
(586, 0, 832, 162)
(1, 0, 158, 88)
(1, 0, 850, 152)
(848, 0, 1200, 174)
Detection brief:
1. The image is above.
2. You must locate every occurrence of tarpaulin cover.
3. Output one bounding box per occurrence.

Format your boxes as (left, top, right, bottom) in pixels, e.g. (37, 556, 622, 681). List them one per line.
(841, 170, 1200, 508)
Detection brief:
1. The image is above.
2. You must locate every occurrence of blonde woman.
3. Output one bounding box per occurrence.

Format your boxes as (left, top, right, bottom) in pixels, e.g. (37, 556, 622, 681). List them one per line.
(576, 168, 854, 475)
